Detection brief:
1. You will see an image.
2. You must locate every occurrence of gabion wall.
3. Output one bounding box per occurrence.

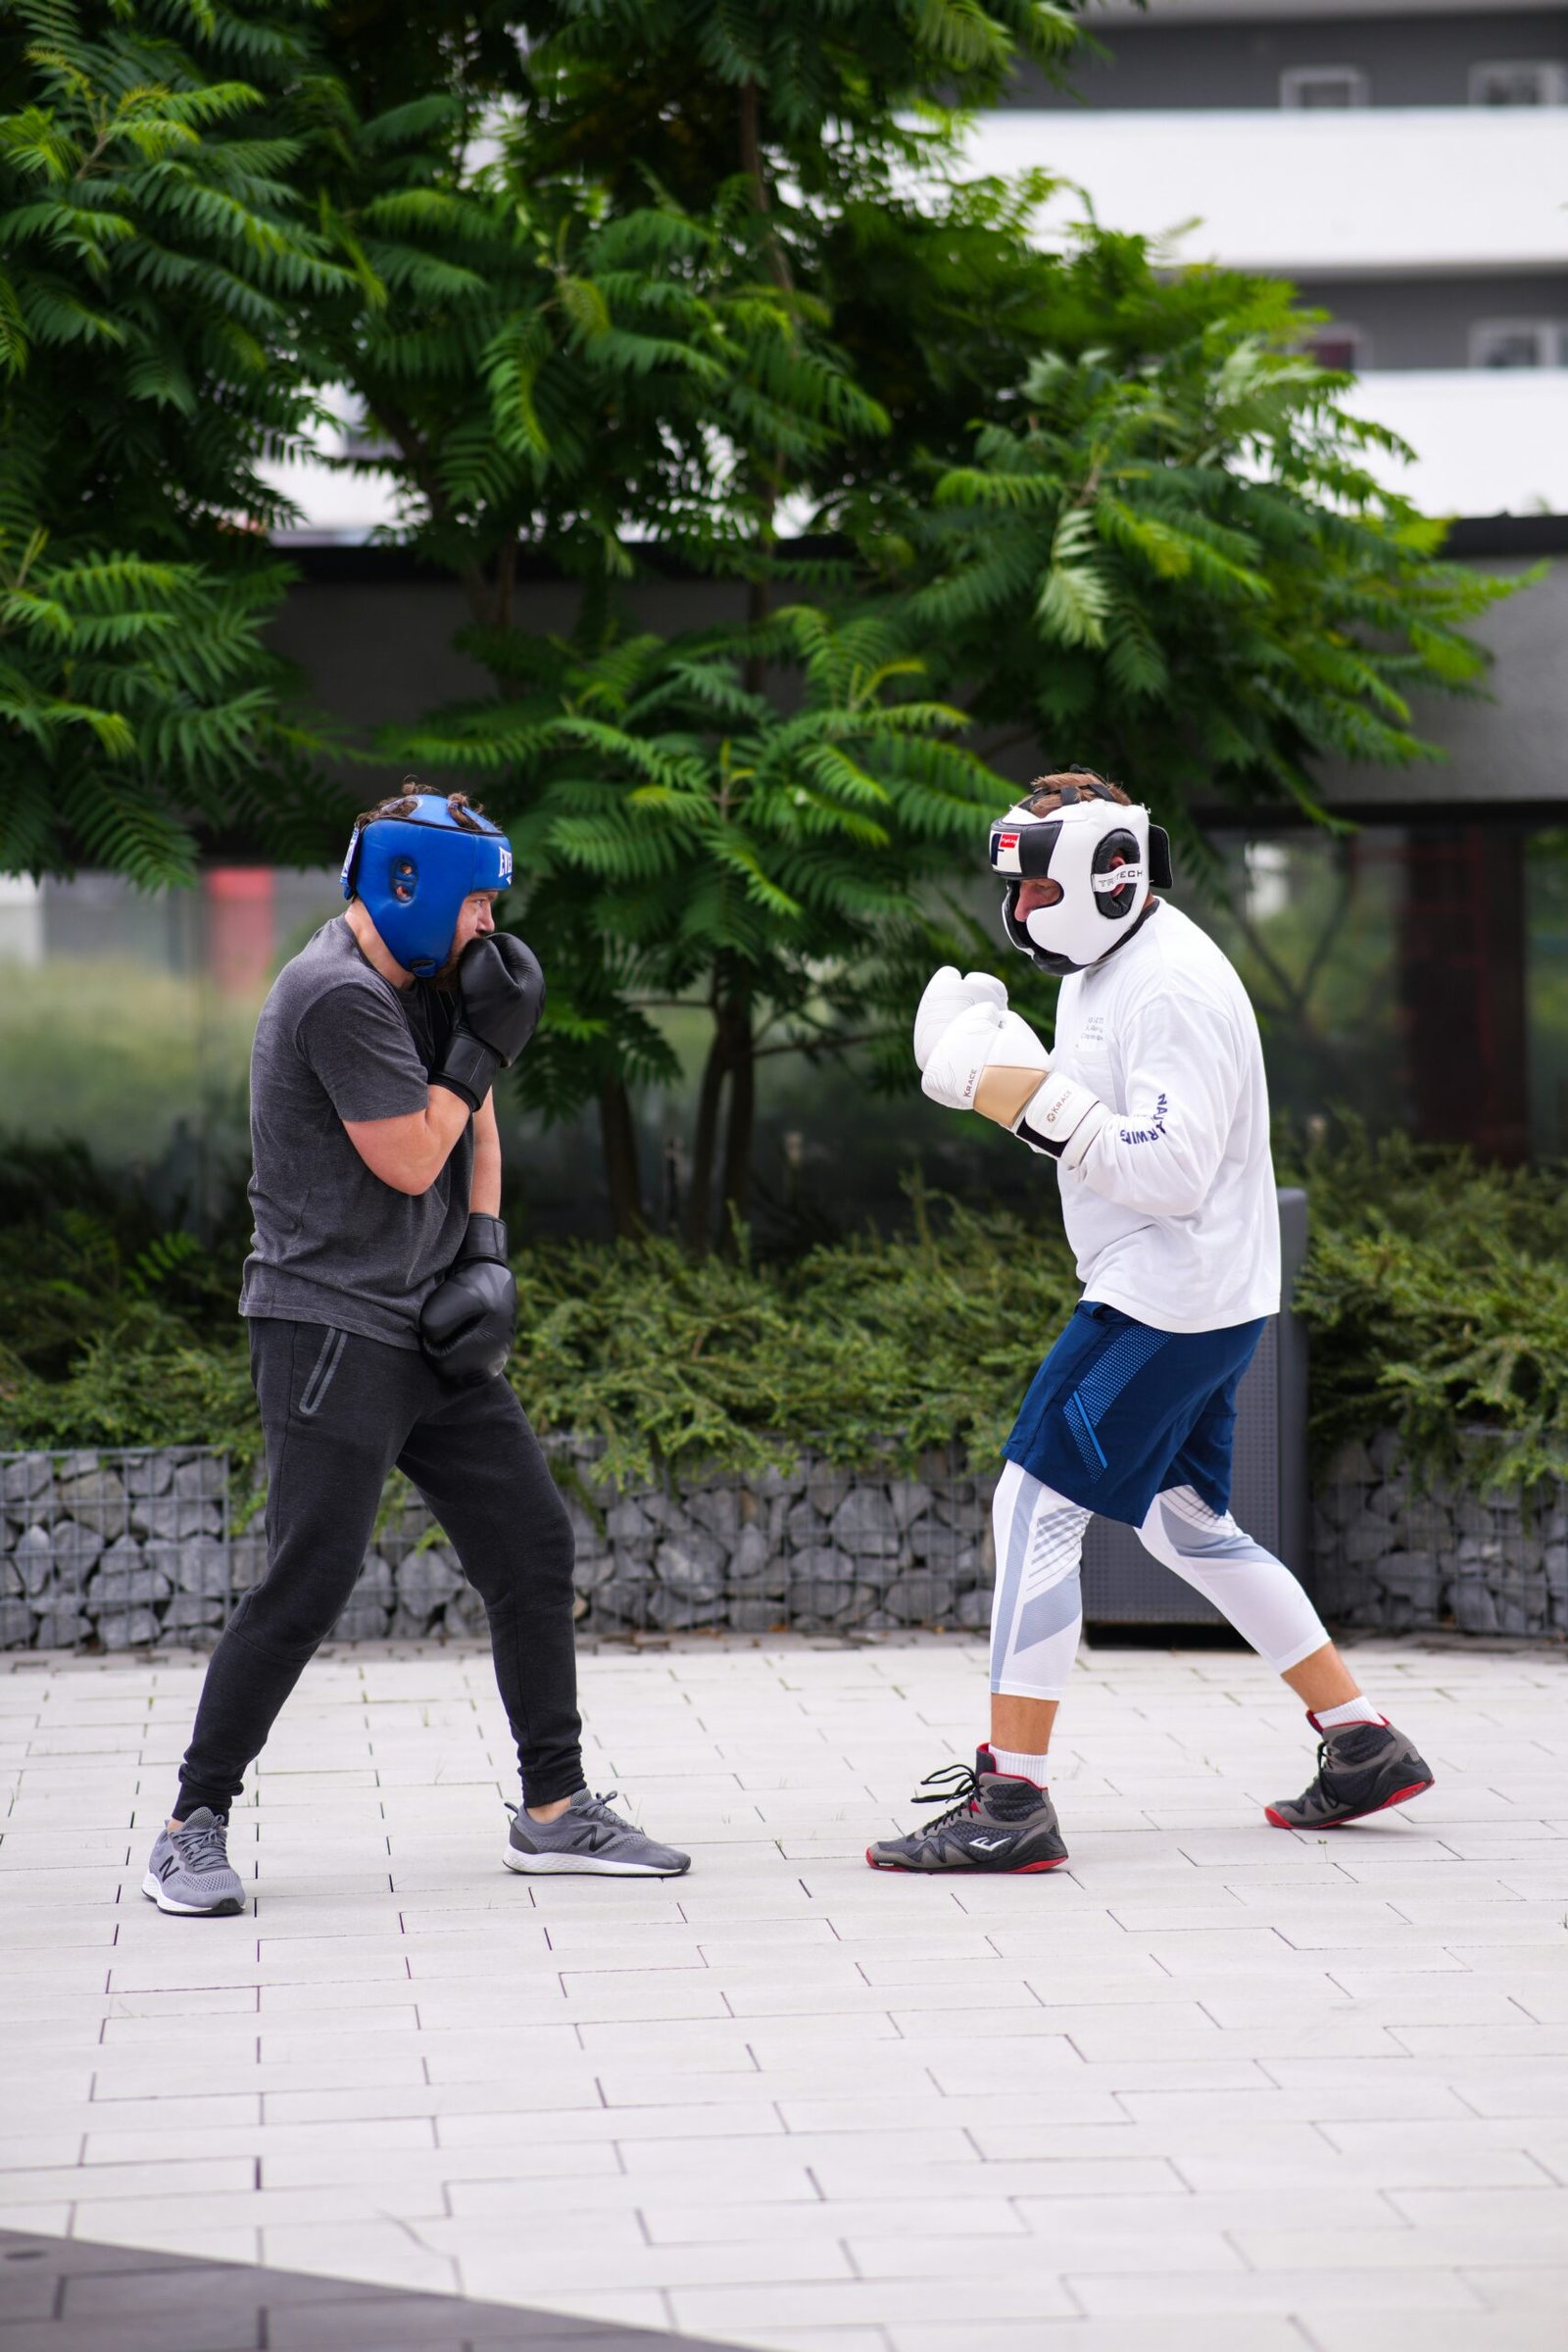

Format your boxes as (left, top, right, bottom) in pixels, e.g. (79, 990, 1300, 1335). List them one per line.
(560, 1447, 996, 1638)
(0, 1444, 997, 1649)
(1312, 1431, 1568, 1639)
(8, 1433, 1567, 1650)
(1, 1449, 239, 1651)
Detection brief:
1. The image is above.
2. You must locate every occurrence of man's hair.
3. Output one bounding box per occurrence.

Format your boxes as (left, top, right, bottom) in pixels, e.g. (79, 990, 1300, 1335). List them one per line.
(1019, 766, 1131, 816)
(352, 782, 491, 832)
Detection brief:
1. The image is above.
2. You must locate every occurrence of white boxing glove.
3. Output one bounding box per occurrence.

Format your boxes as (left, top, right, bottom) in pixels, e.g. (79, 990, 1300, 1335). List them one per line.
(923, 1004, 1113, 1171)
(912, 965, 1008, 1071)
(921, 1004, 1050, 1128)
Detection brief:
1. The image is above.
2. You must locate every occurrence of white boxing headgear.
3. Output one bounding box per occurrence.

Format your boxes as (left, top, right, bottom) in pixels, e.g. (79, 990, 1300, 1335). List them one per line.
(989, 770, 1172, 976)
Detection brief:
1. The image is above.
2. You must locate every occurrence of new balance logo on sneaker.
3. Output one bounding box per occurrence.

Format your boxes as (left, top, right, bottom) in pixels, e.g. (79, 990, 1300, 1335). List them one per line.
(866, 1747, 1069, 1875)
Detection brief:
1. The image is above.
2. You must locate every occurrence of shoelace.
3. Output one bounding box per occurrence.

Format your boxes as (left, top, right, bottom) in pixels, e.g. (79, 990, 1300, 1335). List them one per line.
(504, 1791, 638, 1834)
(172, 1818, 230, 1874)
(909, 1759, 983, 1834)
(577, 1789, 636, 1833)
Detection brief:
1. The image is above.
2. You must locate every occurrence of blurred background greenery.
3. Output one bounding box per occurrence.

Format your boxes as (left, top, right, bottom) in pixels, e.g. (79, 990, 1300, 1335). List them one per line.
(12, 819, 1567, 1251)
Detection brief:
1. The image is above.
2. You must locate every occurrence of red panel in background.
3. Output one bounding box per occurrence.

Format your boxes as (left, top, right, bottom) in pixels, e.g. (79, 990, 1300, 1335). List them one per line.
(1398, 828, 1529, 1163)
(205, 867, 275, 996)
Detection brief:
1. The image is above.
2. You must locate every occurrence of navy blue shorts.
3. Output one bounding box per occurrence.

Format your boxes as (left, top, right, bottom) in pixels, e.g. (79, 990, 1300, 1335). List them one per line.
(1004, 1301, 1264, 1528)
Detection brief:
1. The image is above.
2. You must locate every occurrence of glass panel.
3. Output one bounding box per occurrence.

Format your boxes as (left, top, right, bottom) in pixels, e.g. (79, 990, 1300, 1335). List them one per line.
(1470, 61, 1568, 107)
(1280, 67, 1369, 110)
(1527, 829, 1568, 1161)
(1164, 830, 1414, 1139)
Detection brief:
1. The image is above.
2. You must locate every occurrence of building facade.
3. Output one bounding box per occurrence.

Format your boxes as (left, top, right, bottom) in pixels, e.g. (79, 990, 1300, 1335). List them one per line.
(981, 0, 1568, 518)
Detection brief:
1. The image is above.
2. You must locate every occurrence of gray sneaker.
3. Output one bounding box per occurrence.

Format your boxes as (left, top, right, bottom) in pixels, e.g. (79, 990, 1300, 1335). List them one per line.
(142, 1808, 246, 1916)
(504, 1788, 691, 1878)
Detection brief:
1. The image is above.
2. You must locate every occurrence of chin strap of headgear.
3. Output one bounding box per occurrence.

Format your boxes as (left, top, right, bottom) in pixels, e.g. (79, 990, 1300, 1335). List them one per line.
(989, 770, 1172, 976)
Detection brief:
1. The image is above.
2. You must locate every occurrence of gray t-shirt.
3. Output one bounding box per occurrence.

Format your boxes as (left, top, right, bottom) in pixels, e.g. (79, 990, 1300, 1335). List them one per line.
(239, 917, 473, 1348)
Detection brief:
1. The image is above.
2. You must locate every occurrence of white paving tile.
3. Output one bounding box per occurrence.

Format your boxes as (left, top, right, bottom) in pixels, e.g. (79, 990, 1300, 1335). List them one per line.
(2, 1631, 1566, 2348)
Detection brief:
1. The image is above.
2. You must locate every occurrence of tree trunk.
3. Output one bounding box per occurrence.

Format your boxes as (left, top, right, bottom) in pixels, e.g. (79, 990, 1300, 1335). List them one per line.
(683, 1019, 728, 1252)
(597, 1078, 644, 1238)
(717, 994, 756, 1254)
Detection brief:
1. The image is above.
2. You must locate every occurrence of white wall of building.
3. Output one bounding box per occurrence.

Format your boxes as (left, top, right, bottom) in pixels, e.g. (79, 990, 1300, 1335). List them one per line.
(965, 110, 1568, 277)
(1349, 370, 1567, 515)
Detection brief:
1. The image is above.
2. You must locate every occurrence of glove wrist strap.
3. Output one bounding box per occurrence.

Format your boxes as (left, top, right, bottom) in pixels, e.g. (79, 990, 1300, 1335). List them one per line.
(460, 1213, 509, 1265)
(432, 1029, 500, 1114)
(1019, 1073, 1109, 1168)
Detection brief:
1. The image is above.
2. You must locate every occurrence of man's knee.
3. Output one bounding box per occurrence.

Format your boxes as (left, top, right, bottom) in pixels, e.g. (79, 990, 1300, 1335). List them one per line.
(458, 1484, 576, 1612)
(223, 1575, 352, 1662)
(1141, 1486, 1255, 1567)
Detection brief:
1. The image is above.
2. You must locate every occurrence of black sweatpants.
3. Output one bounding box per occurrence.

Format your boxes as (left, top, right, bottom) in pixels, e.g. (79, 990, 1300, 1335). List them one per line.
(175, 1319, 585, 1818)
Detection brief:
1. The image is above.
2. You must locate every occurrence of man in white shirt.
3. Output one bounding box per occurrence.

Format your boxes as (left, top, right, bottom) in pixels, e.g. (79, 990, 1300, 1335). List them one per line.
(867, 770, 1434, 1876)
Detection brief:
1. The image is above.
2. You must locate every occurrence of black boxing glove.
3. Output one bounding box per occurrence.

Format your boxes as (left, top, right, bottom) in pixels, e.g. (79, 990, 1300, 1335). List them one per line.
(432, 936, 546, 1113)
(418, 1214, 517, 1385)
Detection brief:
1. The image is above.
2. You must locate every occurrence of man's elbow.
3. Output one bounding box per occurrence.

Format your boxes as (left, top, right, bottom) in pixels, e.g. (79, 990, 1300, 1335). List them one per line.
(1142, 1158, 1215, 1219)
(1087, 1149, 1211, 1219)
(354, 1147, 443, 1197)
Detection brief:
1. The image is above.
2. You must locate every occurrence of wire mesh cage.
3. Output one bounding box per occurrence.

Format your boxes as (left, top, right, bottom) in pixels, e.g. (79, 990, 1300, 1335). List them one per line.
(1310, 1431, 1568, 1639)
(547, 1441, 999, 1640)
(1, 1447, 236, 1650)
(1, 1442, 1001, 1649)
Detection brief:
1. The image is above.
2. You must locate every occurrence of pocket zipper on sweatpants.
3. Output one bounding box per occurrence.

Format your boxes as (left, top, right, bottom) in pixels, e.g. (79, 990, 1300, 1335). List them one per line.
(299, 1327, 348, 1417)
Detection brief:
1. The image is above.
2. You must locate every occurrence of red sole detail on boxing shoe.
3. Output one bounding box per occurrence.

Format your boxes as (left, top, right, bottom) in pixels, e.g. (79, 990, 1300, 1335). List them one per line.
(1320, 1777, 1435, 1827)
(1265, 1777, 1434, 1832)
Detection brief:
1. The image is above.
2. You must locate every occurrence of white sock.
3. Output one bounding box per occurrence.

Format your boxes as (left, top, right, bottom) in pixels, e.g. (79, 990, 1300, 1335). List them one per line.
(1314, 1695, 1386, 1730)
(989, 1745, 1050, 1786)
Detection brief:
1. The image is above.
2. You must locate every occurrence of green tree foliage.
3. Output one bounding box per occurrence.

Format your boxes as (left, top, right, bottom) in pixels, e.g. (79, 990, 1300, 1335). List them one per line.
(323, 2, 1094, 1232)
(0, 0, 349, 881)
(311, 52, 911, 1224)
(892, 255, 1513, 842)
(321, 1, 1515, 1242)
(395, 604, 1004, 1242)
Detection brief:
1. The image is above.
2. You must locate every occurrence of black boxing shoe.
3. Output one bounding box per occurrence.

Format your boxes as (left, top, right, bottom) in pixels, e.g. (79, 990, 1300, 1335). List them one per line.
(866, 1747, 1068, 1874)
(1265, 1716, 1435, 1831)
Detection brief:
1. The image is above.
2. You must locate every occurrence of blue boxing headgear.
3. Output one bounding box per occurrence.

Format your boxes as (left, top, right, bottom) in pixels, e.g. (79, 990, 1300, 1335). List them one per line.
(340, 793, 513, 977)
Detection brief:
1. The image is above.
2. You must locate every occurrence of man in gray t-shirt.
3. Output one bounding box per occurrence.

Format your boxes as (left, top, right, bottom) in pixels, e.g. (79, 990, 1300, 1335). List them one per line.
(239, 912, 473, 1347)
(143, 791, 691, 1921)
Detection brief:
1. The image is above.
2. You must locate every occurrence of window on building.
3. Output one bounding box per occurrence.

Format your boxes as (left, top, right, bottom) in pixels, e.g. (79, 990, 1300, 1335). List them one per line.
(1280, 66, 1369, 110)
(1471, 319, 1568, 369)
(1303, 324, 1369, 372)
(1470, 60, 1568, 107)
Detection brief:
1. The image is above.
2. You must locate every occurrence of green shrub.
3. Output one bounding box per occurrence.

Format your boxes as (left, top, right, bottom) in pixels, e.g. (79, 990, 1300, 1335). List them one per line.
(1290, 1122, 1568, 1492)
(513, 1190, 1081, 1483)
(4, 1131, 1567, 1496)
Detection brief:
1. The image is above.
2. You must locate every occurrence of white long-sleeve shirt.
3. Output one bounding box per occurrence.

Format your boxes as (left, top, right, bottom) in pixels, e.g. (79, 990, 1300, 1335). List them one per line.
(1028, 901, 1281, 1334)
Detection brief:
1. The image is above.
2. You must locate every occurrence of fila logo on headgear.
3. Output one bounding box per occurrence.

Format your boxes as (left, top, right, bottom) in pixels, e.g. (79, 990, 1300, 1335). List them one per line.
(998, 832, 1020, 853)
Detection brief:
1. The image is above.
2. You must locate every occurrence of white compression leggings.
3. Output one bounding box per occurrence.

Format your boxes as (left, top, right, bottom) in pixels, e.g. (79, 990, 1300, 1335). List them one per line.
(989, 1459, 1331, 1701)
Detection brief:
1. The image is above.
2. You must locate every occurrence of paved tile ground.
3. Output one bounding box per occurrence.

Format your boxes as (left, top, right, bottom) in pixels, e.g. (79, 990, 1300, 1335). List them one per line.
(2, 1631, 1568, 2352)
